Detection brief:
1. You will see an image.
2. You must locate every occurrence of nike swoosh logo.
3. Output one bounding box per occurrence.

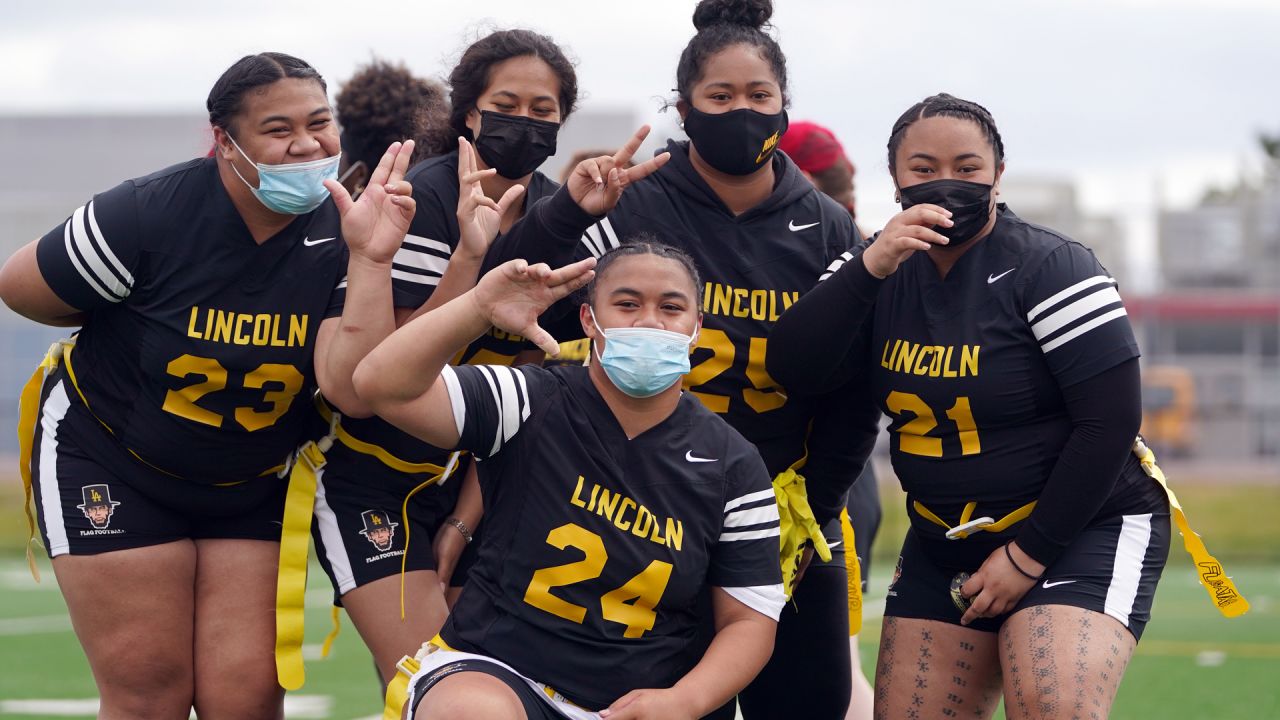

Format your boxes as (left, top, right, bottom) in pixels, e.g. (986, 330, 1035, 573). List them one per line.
(685, 451, 717, 463)
(1042, 579, 1076, 589)
(987, 267, 1016, 284)
(789, 220, 819, 232)
(303, 236, 337, 247)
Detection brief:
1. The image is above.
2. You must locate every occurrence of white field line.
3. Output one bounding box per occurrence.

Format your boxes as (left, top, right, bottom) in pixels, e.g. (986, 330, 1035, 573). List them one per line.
(0, 696, 332, 718)
(0, 614, 72, 635)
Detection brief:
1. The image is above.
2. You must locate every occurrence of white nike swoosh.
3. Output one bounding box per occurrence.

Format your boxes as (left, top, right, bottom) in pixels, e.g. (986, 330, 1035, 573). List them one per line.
(1042, 579, 1076, 589)
(987, 267, 1016, 284)
(685, 451, 718, 463)
(789, 220, 819, 232)
(303, 236, 337, 247)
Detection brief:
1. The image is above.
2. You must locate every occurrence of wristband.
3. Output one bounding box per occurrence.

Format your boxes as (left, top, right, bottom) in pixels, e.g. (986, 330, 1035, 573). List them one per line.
(446, 517, 473, 544)
(1004, 542, 1040, 581)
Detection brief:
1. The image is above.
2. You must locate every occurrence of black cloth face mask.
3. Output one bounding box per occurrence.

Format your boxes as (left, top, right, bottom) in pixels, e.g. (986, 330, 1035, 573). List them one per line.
(473, 110, 560, 180)
(683, 106, 789, 176)
(899, 179, 994, 246)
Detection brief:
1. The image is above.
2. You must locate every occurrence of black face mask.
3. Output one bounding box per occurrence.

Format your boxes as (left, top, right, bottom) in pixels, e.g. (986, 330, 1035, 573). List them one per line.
(473, 110, 559, 180)
(899, 179, 994, 246)
(683, 107, 789, 176)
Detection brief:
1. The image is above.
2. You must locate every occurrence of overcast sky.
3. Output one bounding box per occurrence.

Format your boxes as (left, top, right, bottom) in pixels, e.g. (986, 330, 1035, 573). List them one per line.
(2, 0, 1276, 288)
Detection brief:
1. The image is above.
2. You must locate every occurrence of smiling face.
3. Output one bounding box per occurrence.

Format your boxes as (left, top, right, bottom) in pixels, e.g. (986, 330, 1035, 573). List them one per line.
(464, 55, 563, 139)
(582, 253, 702, 343)
(214, 77, 339, 188)
(680, 43, 783, 119)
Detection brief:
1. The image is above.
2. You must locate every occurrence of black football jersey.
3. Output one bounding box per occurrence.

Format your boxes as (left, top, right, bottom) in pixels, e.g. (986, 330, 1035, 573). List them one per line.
(850, 206, 1142, 564)
(328, 151, 558, 468)
(35, 157, 346, 483)
(438, 364, 784, 710)
(567, 142, 858, 476)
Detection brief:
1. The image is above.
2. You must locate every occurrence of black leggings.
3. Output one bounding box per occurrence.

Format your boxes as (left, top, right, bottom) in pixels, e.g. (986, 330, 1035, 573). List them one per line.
(736, 560, 852, 719)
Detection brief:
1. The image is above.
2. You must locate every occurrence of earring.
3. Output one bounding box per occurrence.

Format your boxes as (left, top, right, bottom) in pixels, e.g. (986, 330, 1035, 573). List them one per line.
(894, 193, 901, 204)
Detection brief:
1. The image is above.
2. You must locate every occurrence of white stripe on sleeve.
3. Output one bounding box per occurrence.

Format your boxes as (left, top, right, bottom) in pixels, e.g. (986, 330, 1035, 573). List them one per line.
(62, 219, 117, 302)
(86, 201, 133, 287)
(1026, 275, 1115, 322)
(1031, 286, 1123, 342)
(722, 583, 787, 620)
(475, 366, 505, 456)
(390, 268, 441, 286)
(819, 251, 854, 282)
(393, 245, 450, 276)
(724, 488, 775, 514)
(1040, 307, 1129, 353)
(723, 503, 780, 529)
(491, 367, 524, 445)
(598, 217, 621, 250)
(719, 526, 781, 542)
(403, 234, 453, 256)
(72, 204, 130, 298)
(581, 226, 605, 258)
(440, 366, 467, 440)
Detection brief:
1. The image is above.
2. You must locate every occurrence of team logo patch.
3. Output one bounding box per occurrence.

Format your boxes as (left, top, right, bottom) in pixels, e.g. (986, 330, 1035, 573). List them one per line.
(359, 509, 399, 552)
(77, 484, 120, 529)
(887, 555, 903, 597)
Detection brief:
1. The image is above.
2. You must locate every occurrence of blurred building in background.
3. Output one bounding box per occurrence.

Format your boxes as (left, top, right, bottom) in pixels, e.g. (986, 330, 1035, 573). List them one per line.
(1000, 177, 1129, 288)
(1143, 155, 1280, 460)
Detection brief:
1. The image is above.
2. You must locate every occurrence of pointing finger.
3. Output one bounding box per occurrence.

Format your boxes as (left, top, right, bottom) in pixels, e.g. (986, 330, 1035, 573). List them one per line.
(613, 124, 651, 166)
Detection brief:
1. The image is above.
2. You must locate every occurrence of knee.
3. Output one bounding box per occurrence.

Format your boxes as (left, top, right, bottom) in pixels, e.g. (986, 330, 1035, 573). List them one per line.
(97, 658, 193, 718)
(193, 652, 284, 720)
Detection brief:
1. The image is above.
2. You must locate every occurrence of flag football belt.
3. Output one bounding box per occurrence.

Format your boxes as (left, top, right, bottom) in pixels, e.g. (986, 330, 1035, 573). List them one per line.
(16, 339, 283, 582)
(911, 438, 1249, 619)
(1132, 437, 1248, 618)
(274, 396, 463, 690)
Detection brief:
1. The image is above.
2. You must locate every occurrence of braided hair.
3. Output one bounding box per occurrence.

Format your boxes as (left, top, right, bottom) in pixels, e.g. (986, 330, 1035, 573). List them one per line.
(586, 236, 703, 305)
(887, 93, 1005, 175)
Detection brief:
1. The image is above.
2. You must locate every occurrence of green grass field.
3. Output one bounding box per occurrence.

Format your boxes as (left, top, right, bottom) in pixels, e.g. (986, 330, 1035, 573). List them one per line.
(1, 471, 1277, 719)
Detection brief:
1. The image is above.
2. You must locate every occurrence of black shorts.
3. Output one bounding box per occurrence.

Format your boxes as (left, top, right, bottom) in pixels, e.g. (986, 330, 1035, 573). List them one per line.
(884, 512, 1171, 640)
(311, 444, 463, 602)
(31, 371, 286, 557)
(409, 656, 564, 720)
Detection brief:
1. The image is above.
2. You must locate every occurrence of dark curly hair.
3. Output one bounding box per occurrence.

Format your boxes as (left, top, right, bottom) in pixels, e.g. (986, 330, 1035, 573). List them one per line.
(336, 59, 445, 169)
(207, 52, 326, 136)
(422, 29, 578, 156)
(675, 0, 788, 106)
(887, 93, 1006, 177)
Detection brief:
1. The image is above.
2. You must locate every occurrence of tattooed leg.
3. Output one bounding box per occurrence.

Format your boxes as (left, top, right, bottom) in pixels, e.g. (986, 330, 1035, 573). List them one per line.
(873, 617, 1002, 720)
(999, 605, 1136, 720)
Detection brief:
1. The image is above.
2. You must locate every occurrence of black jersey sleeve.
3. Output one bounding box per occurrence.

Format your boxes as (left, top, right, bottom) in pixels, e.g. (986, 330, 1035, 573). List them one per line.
(35, 181, 142, 311)
(1020, 242, 1139, 387)
(711, 441, 786, 620)
(767, 241, 882, 393)
(394, 180, 457, 308)
(1014, 358, 1143, 566)
(800, 371, 881, 527)
(440, 363, 552, 460)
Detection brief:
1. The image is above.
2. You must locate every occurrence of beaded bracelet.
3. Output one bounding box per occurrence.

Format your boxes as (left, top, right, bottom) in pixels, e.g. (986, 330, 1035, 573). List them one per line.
(446, 517, 473, 544)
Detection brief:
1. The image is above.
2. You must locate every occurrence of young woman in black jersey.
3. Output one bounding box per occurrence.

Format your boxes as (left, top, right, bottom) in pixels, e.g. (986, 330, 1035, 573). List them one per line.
(483, 1, 877, 716)
(354, 243, 784, 720)
(0, 53, 417, 717)
(307, 30, 579, 686)
(768, 94, 1171, 719)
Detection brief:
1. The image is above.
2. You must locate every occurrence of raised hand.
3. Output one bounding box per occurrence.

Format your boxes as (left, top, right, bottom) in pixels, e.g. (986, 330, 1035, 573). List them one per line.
(469, 257, 597, 355)
(456, 137, 525, 259)
(861, 204, 953, 279)
(567, 125, 671, 216)
(324, 139, 417, 265)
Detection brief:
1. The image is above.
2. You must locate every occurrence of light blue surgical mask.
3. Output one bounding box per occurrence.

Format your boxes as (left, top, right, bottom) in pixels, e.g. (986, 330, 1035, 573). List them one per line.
(227, 134, 340, 215)
(590, 307, 698, 398)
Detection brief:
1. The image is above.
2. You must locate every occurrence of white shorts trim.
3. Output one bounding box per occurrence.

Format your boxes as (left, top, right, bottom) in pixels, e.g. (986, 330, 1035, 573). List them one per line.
(408, 645, 601, 720)
(1103, 512, 1153, 627)
(312, 469, 357, 596)
(38, 381, 72, 556)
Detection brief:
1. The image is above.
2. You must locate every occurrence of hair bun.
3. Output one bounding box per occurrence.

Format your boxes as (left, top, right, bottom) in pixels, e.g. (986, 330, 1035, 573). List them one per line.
(692, 0, 772, 32)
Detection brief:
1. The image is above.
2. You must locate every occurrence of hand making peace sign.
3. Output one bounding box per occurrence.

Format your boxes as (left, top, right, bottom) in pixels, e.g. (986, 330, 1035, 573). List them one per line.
(456, 136, 527, 259)
(566, 125, 671, 216)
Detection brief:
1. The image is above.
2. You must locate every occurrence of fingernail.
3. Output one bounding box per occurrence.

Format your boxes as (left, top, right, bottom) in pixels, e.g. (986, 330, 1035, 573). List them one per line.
(944, 218, 954, 226)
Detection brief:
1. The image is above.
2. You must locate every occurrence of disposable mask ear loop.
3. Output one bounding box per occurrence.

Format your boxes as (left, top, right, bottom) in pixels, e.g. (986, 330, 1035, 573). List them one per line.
(225, 133, 260, 193)
(589, 306, 607, 365)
